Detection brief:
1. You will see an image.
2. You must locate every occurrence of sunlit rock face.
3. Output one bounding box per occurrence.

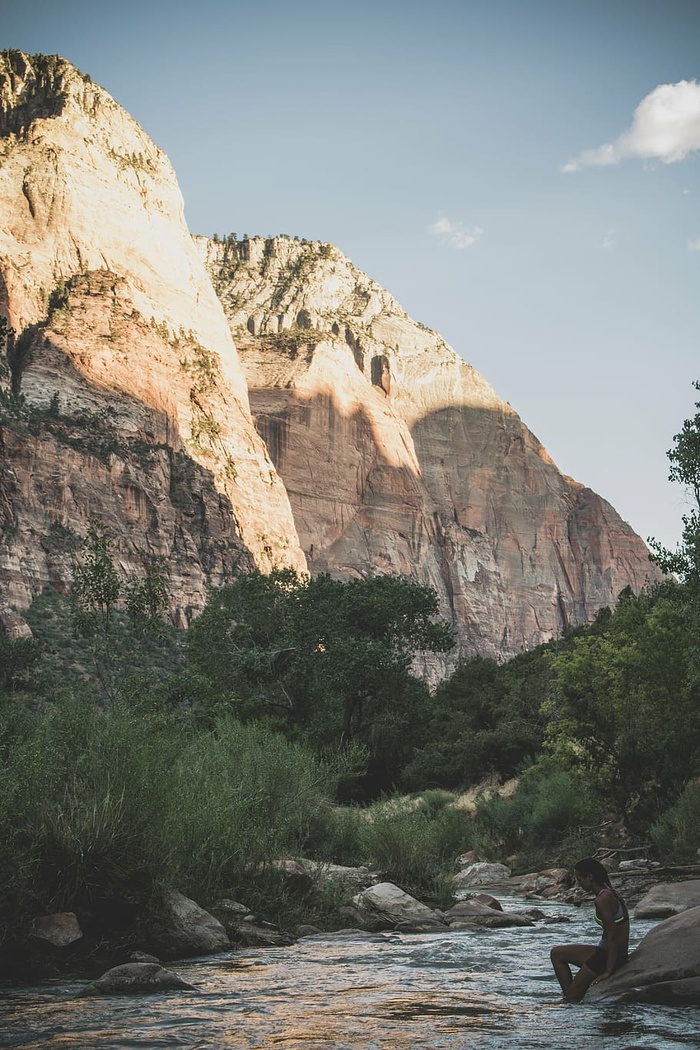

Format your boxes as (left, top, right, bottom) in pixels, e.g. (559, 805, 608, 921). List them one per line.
(0, 51, 305, 619)
(196, 234, 661, 663)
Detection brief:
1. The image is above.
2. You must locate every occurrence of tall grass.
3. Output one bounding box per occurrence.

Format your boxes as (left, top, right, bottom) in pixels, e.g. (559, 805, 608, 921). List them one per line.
(0, 689, 346, 943)
(314, 792, 471, 904)
(470, 768, 597, 871)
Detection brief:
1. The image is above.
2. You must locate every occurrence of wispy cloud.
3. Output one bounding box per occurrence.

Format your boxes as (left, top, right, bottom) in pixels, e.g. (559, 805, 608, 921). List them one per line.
(689, 237, 700, 251)
(600, 229, 616, 250)
(430, 216, 483, 249)
(563, 79, 700, 173)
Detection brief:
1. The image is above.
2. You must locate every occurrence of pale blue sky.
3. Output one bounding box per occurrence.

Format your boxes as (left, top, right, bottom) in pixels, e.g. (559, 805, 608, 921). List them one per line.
(2, 0, 698, 553)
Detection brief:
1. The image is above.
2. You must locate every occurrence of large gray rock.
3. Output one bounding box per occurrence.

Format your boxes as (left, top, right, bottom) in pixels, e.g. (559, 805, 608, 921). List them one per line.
(587, 904, 700, 1003)
(444, 900, 534, 929)
(634, 880, 700, 918)
(454, 862, 511, 888)
(352, 882, 441, 928)
(154, 890, 230, 958)
(210, 898, 294, 948)
(83, 962, 195, 995)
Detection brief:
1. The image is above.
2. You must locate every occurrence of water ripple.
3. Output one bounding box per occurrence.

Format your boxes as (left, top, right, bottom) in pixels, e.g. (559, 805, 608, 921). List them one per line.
(1, 900, 699, 1049)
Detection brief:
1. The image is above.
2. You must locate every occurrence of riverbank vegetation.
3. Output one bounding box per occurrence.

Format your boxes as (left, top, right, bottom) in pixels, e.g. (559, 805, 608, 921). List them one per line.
(1, 385, 700, 963)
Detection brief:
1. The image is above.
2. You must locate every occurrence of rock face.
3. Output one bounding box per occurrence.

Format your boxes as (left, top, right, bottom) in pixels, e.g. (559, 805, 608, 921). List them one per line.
(196, 234, 661, 663)
(0, 51, 305, 622)
(0, 50, 661, 660)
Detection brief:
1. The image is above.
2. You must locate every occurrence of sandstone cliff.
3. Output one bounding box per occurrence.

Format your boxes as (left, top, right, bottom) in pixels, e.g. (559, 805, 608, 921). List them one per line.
(0, 50, 661, 661)
(196, 234, 661, 661)
(0, 51, 305, 620)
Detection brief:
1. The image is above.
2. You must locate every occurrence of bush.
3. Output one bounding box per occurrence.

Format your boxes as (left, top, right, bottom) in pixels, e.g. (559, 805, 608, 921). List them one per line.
(471, 769, 596, 871)
(650, 780, 700, 862)
(315, 793, 468, 903)
(0, 692, 351, 943)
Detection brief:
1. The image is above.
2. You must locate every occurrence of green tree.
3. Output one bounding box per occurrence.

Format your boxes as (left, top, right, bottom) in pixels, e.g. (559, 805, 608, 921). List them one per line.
(406, 649, 549, 789)
(186, 570, 455, 790)
(123, 557, 170, 625)
(72, 519, 121, 628)
(543, 584, 700, 828)
(649, 379, 700, 586)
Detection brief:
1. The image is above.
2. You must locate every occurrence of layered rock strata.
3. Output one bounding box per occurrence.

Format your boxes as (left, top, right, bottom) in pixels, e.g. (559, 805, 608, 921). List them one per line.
(0, 51, 305, 620)
(197, 234, 661, 662)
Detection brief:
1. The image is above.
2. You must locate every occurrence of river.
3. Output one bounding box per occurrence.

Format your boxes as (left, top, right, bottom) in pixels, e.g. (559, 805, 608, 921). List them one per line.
(1, 898, 698, 1049)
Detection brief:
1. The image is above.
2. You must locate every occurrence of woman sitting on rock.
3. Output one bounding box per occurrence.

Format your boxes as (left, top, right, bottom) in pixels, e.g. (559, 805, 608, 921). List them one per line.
(550, 856, 630, 1002)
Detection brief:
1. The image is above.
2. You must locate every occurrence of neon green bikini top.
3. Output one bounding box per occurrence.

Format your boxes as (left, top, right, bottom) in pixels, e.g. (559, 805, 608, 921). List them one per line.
(594, 887, 629, 927)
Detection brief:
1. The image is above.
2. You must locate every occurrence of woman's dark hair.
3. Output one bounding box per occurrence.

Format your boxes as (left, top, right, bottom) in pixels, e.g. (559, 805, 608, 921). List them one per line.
(574, 857, 611, 886)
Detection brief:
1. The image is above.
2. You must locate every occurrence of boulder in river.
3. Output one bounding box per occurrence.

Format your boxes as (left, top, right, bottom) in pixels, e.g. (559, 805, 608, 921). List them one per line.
(82, 962, 195, 995)
(442, 898, 534, 928)
(634, 880, 700, 918)
(586, 904, 700, 1004)
(210, 899, 295, 947)
(351, 882, 442, 929)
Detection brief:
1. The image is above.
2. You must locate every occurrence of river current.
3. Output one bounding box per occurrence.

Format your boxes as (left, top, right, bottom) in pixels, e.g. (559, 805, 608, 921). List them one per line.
(1, 898, 698, 1049)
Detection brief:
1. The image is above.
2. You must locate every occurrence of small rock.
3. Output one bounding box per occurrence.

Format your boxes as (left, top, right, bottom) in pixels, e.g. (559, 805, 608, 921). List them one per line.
(472, 893, 503, 911)
(394, 919, 449, 933)
(296, 924, 322, 937)
(126, 951, 161, 964)
(30, 913, 83, 948)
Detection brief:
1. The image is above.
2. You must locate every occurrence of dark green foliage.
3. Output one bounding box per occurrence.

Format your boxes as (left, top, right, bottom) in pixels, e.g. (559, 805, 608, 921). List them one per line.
(470, 768, 598, 872)
(405, 651, 548, 788)
(72, 520, 121, 627)
(543, 581, 700, 830)
(650, 780, 700, 861)
(0, 636, 42, 694)
(0, 692, 347, 940)
(649, 379, 700, 585)
(186, 569, 455, 790)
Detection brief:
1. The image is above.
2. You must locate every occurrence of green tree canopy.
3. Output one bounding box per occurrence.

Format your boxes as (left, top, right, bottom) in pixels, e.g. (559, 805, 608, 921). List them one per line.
(186, 569, 455, 791)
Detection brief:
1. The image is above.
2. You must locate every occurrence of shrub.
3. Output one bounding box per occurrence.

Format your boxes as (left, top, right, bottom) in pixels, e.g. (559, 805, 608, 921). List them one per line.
(471, 769, 596, 871)
(0, 692, 351, 943)
(650, 780, 700, 862)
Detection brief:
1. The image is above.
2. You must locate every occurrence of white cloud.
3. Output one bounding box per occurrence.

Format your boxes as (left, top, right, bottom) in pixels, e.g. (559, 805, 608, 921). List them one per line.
(563, 79, 700, 172)
(430, 216, 483, 249)
(689, 237, 700, 251)
(600, 228, 616, 250)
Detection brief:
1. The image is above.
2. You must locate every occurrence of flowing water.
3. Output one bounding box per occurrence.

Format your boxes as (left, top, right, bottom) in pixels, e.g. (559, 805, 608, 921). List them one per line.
(1, 899, 699, 1049)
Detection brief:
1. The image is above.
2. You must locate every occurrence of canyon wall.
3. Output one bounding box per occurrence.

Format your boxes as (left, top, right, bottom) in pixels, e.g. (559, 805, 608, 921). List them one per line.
(196, 234, 661, 662)
(0, 51, 305, 623)
(0, 51, 660, 662)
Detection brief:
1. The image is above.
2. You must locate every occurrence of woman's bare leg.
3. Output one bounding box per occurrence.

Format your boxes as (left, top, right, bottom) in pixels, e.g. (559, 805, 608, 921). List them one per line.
(550, 944, 597, 998)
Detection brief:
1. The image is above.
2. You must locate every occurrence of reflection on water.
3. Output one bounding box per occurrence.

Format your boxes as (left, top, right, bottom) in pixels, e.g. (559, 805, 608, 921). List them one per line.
(1, 899, 699, 1049)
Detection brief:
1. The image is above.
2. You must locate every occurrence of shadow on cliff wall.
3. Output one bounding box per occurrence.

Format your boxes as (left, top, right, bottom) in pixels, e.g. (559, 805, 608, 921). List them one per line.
(248, 383, 661, 654)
